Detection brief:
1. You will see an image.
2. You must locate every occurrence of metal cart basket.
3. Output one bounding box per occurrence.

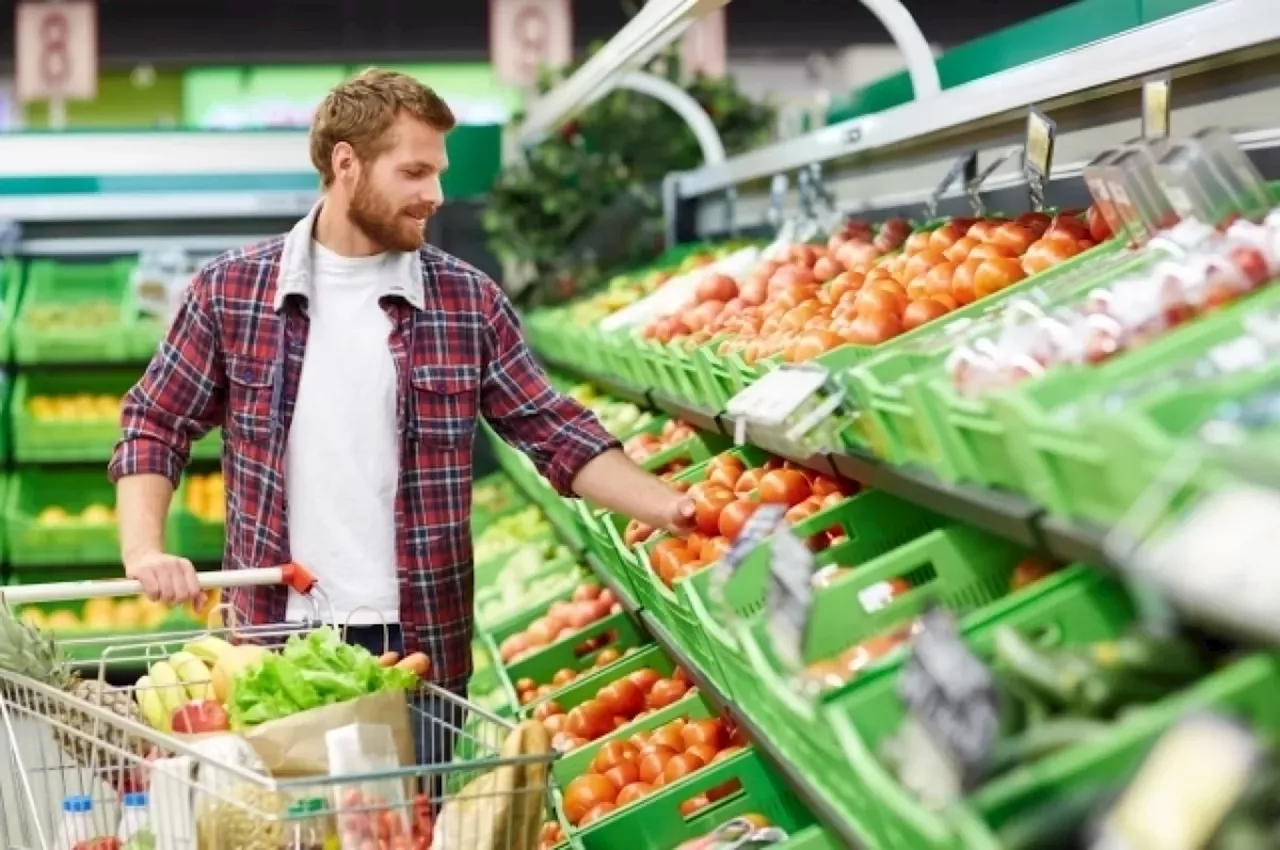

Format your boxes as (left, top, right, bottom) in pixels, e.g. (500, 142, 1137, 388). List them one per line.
(0, 566, 558, 850)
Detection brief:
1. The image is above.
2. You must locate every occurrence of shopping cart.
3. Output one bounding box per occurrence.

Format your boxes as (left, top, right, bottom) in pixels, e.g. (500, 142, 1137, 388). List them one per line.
(0, 566, 560, 850)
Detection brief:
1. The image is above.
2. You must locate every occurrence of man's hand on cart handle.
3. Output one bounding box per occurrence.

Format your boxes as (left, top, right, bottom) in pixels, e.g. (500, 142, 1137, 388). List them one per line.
(124, 550, 205, 607)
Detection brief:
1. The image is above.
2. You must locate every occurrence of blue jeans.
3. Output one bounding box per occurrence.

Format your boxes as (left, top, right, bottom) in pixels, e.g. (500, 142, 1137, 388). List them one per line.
(343, 625, 467, 801)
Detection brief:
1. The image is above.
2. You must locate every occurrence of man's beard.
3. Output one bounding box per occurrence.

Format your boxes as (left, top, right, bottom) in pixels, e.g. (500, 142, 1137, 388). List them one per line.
(348, 174, 430, 253)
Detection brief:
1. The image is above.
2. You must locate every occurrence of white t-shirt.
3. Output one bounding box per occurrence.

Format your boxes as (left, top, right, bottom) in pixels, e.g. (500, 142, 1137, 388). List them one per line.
(284, 242, 401, 624)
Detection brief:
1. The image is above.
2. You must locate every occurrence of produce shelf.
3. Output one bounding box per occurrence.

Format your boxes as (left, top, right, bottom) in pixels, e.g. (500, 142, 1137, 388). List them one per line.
(510, 465, 866, 848)
(531, 350, 1105, 563)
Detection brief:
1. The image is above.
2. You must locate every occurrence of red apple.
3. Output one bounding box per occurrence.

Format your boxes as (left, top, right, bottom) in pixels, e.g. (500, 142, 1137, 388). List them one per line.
(171, 700, 230, 734)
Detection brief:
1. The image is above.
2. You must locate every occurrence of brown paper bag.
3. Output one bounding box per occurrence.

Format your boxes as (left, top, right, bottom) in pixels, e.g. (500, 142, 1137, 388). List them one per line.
(238, 689, 414, 777)
(433, 720, 551, 850)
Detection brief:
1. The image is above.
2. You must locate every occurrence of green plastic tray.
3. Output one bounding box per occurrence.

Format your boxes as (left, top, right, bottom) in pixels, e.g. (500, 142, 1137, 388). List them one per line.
(0, 259, 26, 362)
(733, 522, 1026, 828)
(825, 571, 1279, 850)
(845, 238, 1131, 470)
(13, 259, 138, 365)
(486, 598, 648, 706)
(686, 488, 946, 708)
(6, 469, 122, 567)
(575, 503, 642, 611)
(560, 747, 818, 850)
(522, 643, 675, 721)
(994, 283, 1280, 524)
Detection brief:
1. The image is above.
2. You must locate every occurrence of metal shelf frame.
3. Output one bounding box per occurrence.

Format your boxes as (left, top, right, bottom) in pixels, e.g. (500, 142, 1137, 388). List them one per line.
(665, 0, 1280, 242)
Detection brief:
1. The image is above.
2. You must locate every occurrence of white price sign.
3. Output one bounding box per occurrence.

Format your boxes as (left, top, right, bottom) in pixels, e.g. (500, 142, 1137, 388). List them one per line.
(15, 1, 98, 103)
(726, 367, 828, 429)
(489, 0, 573, 90)
(1132, 485, 1280, 644)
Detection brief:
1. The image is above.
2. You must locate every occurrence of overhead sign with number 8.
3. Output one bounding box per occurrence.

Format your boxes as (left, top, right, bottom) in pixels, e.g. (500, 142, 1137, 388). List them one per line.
(15, 1, 98, 103)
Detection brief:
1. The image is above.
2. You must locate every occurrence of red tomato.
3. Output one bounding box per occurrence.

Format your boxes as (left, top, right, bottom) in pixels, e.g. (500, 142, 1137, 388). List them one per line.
(647, 678, 690, 710)
(718, 499, 759, 541)
(757, 469, 812, 507)
(688, 481, 737, 537)
(902, 298, 951, 331)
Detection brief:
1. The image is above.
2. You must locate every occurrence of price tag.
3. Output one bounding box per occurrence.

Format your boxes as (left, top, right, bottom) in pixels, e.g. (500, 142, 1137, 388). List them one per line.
(1094, 714, 1260, 850)
(711, 503, 787, 618)
(1142, 73, 1171, 141)
(926, 151, 977, 220)
(1127, 484, 1280, 645)
(765, 525, 815, 672)
(1024, 107, 1057, 211)
(896, 607, 999, 804)
(965, 146, 1020, 216)
(725, 366, 829, 445)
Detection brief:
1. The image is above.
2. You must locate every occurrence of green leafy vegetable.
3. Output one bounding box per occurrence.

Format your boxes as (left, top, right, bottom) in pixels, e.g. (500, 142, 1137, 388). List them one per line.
(228, 627, 417, 728)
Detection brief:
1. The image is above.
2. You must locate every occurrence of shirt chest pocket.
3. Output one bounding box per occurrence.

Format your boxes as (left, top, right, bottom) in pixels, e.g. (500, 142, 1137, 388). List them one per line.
(410, 363, 480, 447)
(226, 355, 276, 445)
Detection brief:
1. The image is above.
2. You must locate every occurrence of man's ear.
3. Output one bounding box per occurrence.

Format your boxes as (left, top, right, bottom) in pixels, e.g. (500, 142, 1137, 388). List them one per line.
(331, 141, 357, 184)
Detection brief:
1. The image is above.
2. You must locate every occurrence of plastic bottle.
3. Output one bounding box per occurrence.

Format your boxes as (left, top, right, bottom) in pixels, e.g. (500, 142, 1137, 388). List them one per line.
(116, 792, 150, 844)
(53, 795, 97, 850)
(279, 797, 327, 850)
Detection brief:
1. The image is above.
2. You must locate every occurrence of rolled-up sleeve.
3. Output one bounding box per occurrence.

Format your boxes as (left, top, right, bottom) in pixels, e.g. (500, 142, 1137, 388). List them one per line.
(479, 281, 619, 496)
(108, 269, 226, 487)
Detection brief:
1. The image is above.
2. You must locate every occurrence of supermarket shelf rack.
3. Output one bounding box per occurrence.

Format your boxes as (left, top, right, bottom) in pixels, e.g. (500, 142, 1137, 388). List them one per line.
(497, 449, 864, 849)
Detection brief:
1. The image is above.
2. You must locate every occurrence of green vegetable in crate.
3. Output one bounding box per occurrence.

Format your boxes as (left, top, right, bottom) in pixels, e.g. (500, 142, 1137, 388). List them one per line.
(884, 626, 1213, 793)
(227, 627, 418, 727)
(473, 507, 554, 562)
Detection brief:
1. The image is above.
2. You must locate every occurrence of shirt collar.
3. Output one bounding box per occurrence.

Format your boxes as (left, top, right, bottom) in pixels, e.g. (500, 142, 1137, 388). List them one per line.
(273, 199, 426, 312)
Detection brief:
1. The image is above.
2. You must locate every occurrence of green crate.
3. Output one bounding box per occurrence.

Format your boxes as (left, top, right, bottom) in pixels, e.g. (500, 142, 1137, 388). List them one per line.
(476, 555, 587, 634)
(994, 283, 1280, 523)
(171, 505, 224, 563)
(575, 503, 643, 611)
(6, 469, 122, 567)
(825, 572, 1280, 850)
(1091, 357, 1280, 517)
(845, 239, 1132, 470)
(13, 259, 138, 365)
(12, 370, 135, 462)
(685, 488, 946, 708)
(487, 600, 647, 705)
(733, 521, 1019, 828)
(639, 431, 731, 476)
(522, 643, 674, 721)
(693, 334, 741, 410)
(0, 259, 26, 361)
(560, 747, 818, 850)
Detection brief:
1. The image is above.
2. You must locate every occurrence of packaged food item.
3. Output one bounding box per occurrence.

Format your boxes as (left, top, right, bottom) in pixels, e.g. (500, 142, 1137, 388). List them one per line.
(325, 723, 410, 850)
(278, 798, 330, 850)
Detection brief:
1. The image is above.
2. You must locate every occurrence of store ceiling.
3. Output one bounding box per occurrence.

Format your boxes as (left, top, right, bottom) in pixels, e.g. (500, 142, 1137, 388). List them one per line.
(0, 0, 1074, 69)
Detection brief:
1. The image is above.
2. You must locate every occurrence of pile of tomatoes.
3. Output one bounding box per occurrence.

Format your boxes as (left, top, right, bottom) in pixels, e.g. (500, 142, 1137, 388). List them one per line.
(638, 209, 1111, 368)
(514, 646, 635, 707)
(334, 790, 434, 850)
(559, 715, 750, 828)
(498, 584, 624, 665)
(623, 419, 698, 466)
(626, 452, 857, 589)
(535, 666, 697, 752)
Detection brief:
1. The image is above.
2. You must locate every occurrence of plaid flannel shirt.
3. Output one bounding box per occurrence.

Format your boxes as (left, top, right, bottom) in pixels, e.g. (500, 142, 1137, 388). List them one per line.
(109, 207, 619, 690)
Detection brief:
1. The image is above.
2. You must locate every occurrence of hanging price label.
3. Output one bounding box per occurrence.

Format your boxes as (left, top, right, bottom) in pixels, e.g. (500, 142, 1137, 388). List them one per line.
(1142, 73, 1171, 141)
(1095, 715, 1261, 850)
(725, 366, 829, 443)
(711, 503, 788, 619)
(1024, 107, 1057, 212)
(896, 607, 1000, 805)
(926, 151, 977, 220)
(766, 525, 816, 672)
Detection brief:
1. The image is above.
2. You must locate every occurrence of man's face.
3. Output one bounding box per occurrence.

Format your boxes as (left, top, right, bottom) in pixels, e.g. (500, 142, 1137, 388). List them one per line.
(346, 114, 448, 252)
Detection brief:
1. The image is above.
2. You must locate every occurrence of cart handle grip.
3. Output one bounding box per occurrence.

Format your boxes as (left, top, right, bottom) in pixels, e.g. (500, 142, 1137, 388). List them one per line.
(0, 563, 317, 606)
